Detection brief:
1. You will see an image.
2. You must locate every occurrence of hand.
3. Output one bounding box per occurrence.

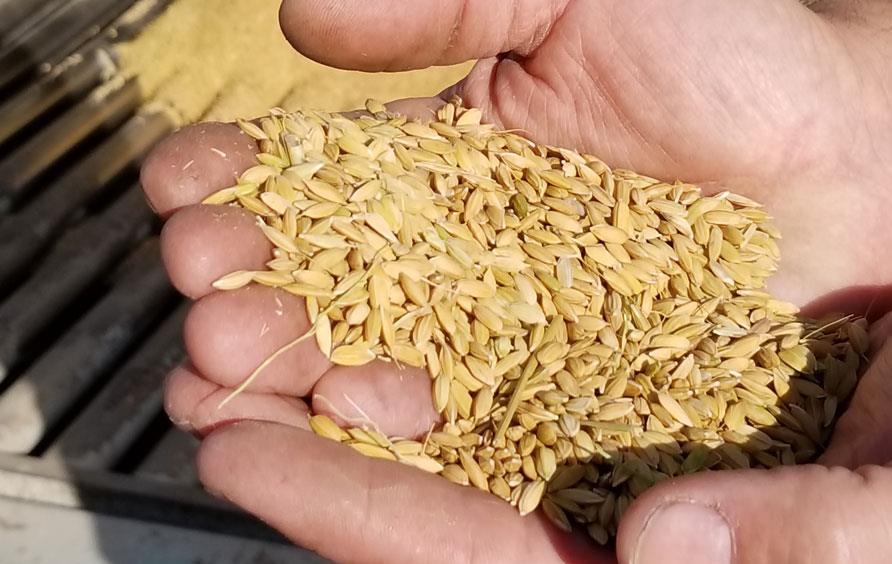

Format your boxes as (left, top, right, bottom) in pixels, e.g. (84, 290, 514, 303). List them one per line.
(140, 1, 892, 562)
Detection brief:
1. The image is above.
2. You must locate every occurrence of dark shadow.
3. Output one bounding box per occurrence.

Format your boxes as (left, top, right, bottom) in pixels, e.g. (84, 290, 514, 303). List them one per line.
(528, 304, 868, 548)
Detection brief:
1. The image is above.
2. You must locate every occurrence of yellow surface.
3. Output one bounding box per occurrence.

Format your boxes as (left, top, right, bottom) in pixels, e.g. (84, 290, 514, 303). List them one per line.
(116, 0, 472, 124)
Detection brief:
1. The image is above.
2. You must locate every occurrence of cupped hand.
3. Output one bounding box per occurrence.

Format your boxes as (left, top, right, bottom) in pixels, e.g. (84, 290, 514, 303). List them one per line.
(141, 1, 892, 562)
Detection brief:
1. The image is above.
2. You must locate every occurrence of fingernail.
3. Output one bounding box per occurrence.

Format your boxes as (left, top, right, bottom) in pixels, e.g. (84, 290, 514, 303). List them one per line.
(168, 415, 194, 433)
(634, 502, 732, 564)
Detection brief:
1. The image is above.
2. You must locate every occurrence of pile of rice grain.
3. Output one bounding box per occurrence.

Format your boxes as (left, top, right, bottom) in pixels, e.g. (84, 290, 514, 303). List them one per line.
(208, 100, 867, 543)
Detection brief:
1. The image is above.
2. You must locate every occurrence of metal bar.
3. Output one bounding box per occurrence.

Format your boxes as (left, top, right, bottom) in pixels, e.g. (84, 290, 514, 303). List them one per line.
(135, 428, 200, 486)
(0, 497, 317, 564)
(0, 46, 116, 149)
(0, 239, 176, 454)
(0, 78, 140, 207)
(0, 111, 175, 287)
(0, 0, 67, 47)
(107, 0, 175, 42)
(0, 0, 173, 145)
(0, 453, 302, 545)
(44, 303, 188, 466)
(0, 189, 157, 380)
(0, 0, 137, 93)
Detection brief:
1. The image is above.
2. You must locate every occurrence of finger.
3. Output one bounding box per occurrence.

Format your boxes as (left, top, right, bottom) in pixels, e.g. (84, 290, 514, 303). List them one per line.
(164, 206, 441, 438)
(799, 284, 892, 322)
(382, 96, 451, 121)
(161, 204, 273, 299)
(616, 464, 892, 564)
(141, 122, 258, 217)
(278, 0, 568, 71)
(164, 364, 310, 436)
(197, 422, 603, 564)
(184, 285, 331, 396)
(313, 361, 440, 438)
(820, 310, 892, 467)
(186, 282, 442, 438)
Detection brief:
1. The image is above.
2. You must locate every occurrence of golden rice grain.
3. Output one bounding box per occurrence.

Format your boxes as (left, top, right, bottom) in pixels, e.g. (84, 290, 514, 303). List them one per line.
(213, 99, 867, 543)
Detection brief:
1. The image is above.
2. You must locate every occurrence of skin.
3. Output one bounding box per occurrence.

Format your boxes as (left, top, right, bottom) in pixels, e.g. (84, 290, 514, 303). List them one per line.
(140, 1, 892, 562)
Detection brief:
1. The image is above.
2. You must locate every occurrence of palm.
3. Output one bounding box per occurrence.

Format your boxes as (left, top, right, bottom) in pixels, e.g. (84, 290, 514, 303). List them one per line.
(455, 0, 890, 307)
(141, 1, 892, 562)
(469, 1, 825, 178)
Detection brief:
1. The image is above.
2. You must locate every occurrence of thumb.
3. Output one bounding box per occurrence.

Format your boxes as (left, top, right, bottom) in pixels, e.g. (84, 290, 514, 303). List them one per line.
(278, 0, 568, 71)
(616, 465, 892, 564)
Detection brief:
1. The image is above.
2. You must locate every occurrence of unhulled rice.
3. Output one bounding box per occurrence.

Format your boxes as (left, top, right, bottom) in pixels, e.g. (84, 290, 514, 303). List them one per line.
(207, 99, 867, 543)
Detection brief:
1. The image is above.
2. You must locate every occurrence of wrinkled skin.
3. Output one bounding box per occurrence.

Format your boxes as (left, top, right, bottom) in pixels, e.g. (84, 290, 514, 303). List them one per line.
(140, 1, 892, 562)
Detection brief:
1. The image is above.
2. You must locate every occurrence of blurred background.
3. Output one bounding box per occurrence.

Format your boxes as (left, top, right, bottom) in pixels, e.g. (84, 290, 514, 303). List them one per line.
(0, 1, 469, 562)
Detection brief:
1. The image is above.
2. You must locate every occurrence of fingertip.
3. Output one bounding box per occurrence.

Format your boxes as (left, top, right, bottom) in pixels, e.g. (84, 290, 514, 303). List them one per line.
(140, 122, 258, 217)
(616, 473, 737, 564)
(184, 286, 330, 395)
(615, 475, 672, 561)
(384, 96, 449, 121)
(621, 502, 732, 564)
(163, 364, 310, 437)
(312, 362, 440, 438)
(164, 364, 201, 431)
(160, 204, 273, 299)
(616, 465, 892, 564)
(279, 0, 406, 71)
(279, 0, 480, 71)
